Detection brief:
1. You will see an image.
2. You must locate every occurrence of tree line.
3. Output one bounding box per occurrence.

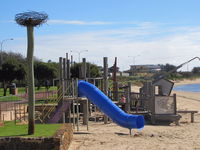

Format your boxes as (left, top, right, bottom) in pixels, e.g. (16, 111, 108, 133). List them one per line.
(0, 51, 101, 96)
(157, 63, 200, 80)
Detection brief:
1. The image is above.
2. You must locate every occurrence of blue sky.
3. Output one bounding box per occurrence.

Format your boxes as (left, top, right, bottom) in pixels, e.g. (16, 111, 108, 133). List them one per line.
(1, 0, 200, 70)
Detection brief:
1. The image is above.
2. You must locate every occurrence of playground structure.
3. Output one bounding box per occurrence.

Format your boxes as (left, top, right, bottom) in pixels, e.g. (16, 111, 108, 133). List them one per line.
(1, 56, 200, 129)
(33, 56, 144, 131)
(30, 54, 181, 127)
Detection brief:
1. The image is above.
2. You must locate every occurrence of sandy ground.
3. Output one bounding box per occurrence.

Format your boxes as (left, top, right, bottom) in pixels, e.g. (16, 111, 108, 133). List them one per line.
(69, 79, 200, 150)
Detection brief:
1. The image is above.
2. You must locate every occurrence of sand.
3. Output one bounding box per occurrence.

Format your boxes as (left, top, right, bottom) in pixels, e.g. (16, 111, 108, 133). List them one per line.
(69, 79, 200, 150)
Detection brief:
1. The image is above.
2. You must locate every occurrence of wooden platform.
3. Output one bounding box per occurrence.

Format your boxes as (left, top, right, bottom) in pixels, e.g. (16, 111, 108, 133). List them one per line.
(150, 114, 181, 125)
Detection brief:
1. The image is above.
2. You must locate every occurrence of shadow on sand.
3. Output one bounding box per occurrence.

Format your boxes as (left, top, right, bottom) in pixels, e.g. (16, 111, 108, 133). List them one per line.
(74, 132, 91, 135)
(114, 132, 129, 136)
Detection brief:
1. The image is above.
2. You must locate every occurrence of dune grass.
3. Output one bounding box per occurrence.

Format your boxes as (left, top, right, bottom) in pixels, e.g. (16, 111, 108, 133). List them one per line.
(0, 121, 61, 137)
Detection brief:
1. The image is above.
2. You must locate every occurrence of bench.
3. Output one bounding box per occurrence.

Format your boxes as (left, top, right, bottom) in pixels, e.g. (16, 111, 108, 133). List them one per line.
(177, 110, 198, 123)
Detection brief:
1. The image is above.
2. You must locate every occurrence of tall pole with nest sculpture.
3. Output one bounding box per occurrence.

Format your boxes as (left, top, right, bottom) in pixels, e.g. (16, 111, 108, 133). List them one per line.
(15, 11, 48, 135)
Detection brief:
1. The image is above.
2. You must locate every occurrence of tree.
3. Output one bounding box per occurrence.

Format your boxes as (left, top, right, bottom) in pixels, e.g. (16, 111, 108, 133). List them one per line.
(0, 61, 26, 96)
(192, 67, 200, 74)
(34, 62, 57, 90)
(70, 62, 101, 78)
(161, 63, 176, 72)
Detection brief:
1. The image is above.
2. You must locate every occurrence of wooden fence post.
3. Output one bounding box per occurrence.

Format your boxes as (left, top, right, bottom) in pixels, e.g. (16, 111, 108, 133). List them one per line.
(103, 57, 108, 124)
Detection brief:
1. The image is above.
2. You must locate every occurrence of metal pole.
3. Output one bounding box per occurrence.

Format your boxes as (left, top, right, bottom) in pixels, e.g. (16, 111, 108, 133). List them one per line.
(70, 50, 88, 63)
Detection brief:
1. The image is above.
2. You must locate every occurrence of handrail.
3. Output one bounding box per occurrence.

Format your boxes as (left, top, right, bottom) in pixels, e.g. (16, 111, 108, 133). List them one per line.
(38, 81, 75, 123)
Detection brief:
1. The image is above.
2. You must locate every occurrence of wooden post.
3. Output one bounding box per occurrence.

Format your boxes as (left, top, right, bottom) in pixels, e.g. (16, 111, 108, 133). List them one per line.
(14, 104, 16, 124)
(72, 79, 75, 128)
(59, 57, 64, 100)
(86, 98, 89, 131)
(71, 55, 73, 65)
(2, 114, 4, 122)
(113, 57, 117, 100)
(66, 59, 71, 96)
(125, 82, 131, 113)
(83, 100, 87, 125)
(150, 82, 155, 115)
(103, 57, 108, 124)
(66, 53, 68, 60)
(149, 82, 156, 124)
(82, 99, 89, 130)
(63, 58, 66, 96)
(63, 111, 65, 123)
(76, 99, 79, 131)
(129, 129, 132, 135)
(87, 63, 91, 78)
(75, 78, 79, 131)
(19, 104, 22, 121)
(10, 111, 12, 121)
(174, 94, 177, 114)
(24, 104, 26, 121)
(67, 59, 71, 79)
(100, 79, 104, 91)
(191, 113, 194, 123)
(82, 58, 87, 80)
(63, 58, 67, 79)
(113, 82, 119, 101)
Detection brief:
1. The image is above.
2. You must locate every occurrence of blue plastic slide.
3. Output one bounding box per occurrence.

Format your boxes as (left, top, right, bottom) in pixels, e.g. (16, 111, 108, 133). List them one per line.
(78, 80, 144, 129)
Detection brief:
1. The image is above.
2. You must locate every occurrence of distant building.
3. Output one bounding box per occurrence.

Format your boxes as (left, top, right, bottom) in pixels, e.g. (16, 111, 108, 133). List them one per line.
(127, 64, 161, 75)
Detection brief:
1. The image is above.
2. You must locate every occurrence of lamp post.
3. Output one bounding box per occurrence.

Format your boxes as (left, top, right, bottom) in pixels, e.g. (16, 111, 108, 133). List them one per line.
(70, 50, 88, 62)
(128, 55, 140, 66)
(0, 38, 14, 66)
(128, 55, 140, 75)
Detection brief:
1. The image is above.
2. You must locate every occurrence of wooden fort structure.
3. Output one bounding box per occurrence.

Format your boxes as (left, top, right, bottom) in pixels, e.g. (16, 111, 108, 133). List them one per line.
(4, 56, 200, 128)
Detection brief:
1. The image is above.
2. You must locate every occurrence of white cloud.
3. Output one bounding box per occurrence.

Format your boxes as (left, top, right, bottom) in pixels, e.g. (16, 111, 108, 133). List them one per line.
(0, 20, 14, 23)
(48, 20, 113, 25)
(9, 23, 200, 71)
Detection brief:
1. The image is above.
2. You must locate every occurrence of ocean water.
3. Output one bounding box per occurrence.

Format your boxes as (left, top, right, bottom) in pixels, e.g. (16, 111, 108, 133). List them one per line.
(173, 84, 200, 92)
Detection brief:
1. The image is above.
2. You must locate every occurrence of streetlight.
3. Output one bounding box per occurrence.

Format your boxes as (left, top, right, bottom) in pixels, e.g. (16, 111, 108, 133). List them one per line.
(128, 55, 140, 66)
(70, 50, 88, 62)
(128, 55, 140, 75)
(0, 38, 14, 66)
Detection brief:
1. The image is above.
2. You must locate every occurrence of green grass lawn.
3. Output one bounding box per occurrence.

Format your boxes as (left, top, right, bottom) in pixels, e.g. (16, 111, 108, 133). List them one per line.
(0, 121, 61, 137)
(0, 86, 57, 96)
(0, 95, 22, 102)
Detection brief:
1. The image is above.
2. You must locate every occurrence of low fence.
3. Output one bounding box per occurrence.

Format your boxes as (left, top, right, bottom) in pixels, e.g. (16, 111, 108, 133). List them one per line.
(0, 90, 57, 122)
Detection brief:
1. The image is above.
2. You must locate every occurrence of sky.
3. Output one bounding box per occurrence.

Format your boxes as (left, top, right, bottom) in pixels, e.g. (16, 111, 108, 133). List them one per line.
(1, 0, 200, 71)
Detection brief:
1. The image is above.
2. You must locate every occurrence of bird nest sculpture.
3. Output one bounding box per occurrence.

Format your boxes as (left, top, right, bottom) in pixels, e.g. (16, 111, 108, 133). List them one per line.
(15, 11, 48, 27)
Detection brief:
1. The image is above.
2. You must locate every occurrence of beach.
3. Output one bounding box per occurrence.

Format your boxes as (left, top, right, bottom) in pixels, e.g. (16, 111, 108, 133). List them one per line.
(69, 79, 200, 150)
